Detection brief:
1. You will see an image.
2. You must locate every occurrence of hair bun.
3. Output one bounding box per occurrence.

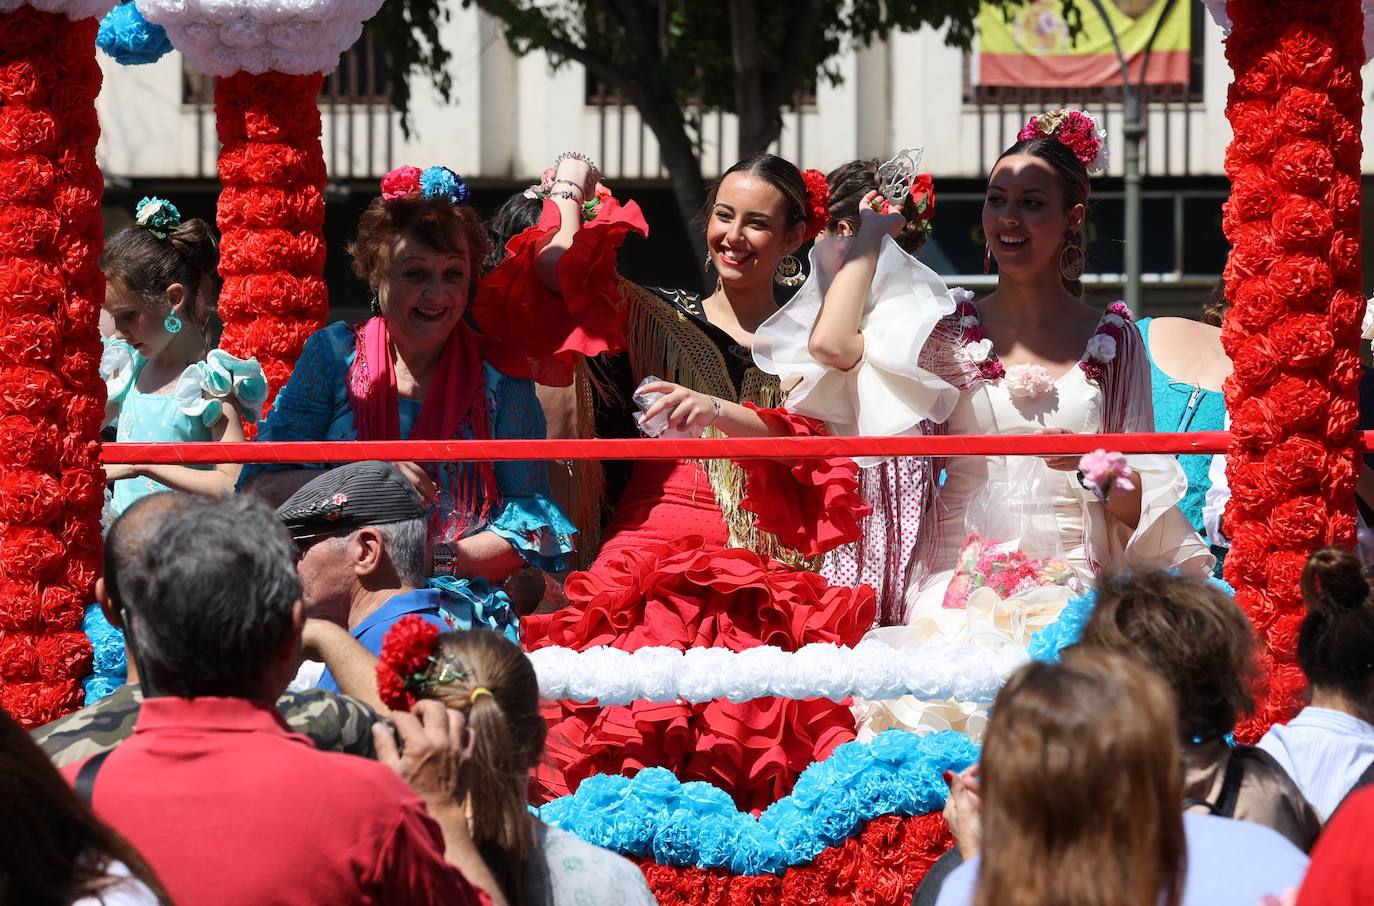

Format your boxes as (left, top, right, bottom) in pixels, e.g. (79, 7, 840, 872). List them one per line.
(1303, 548, 1370, 614)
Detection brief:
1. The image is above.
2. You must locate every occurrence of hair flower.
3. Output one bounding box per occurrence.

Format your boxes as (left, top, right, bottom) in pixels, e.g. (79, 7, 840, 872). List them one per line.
(420, 165, 470, 206)
(1085, 333, 1117, 363)
(376, 614, 463, 711)
(1018, 108, 1109, 176)
(134, 196, 181, 239)
(380, 166, 423, 201)
(800, 168, 830, 240)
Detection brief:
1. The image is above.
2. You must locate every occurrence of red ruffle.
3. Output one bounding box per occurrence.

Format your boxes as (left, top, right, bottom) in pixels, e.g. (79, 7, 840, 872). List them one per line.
(524, 535, 876, 813)
(472, 196, 647, 386)
(736, 405, 871, 557)
(634, 812, 953, 905)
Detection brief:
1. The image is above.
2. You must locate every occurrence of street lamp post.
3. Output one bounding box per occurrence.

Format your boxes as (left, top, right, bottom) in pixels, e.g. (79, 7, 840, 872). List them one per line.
(1086, 0, 1177, 311)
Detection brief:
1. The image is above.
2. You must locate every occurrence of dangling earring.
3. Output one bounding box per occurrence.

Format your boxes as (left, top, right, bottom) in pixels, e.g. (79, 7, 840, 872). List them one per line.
(1059, 235, 1085, 283)
(774, 254, 805, 287)
(164, 312, 182, 334)
(703, 251, 713, 274)
(983, 244, 993, 275)
(369, 295, 382, 316)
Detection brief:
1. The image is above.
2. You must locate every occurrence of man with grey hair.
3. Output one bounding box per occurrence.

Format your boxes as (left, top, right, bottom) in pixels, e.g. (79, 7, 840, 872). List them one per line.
(60, 494, 497, 904)
(277, 461, 454, 693)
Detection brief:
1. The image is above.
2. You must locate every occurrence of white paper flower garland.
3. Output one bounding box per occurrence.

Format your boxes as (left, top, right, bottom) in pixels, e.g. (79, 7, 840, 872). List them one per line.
(0, 0, 117, 20)
(529, 639, 1028, 706)
(134, 0, 383, 75)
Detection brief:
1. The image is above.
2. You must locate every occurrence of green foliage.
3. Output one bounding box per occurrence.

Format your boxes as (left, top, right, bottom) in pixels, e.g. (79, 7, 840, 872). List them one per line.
(366, 0, 454, 137)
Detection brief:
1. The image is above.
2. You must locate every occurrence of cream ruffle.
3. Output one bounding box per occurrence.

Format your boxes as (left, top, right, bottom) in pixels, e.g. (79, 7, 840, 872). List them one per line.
(752, 235, 959, 460)
(853, 584, 1073, 742)
(100, 337, 138, 426)
(1087, 453, 1216, 577)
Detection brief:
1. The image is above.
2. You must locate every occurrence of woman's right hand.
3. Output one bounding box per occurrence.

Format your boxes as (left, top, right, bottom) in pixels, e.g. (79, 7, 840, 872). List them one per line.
(943, 765, 983, 859)
(393, 461, 437, 505)
(857, 190, 905, 239)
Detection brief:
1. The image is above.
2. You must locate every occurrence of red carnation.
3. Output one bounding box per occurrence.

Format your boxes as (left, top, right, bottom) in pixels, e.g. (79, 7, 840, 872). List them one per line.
(800, 168, 829, 240)
(376, 614, 442, 710)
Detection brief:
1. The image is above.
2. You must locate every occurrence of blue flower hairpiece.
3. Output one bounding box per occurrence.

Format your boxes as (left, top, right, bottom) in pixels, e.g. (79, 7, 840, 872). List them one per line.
(419, 166, 470, 206)
(135, 196, 182, 240)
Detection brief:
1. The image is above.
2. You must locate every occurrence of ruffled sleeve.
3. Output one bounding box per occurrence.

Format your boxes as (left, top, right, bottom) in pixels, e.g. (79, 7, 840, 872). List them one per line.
(736, 404, 872, 557)
(472, 196, 648, 386)
(483, 363, 578, 570)
(174, 348, 270, 427)
(1082, 321, 1216, 577)
(752, 235, 960, 440)
(100, 336, 141, 427)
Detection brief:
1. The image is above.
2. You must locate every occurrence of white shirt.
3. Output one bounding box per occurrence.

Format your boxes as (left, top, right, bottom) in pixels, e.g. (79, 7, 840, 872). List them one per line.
(70, 860, 161, 906)
(1259, 706, 1374, 820)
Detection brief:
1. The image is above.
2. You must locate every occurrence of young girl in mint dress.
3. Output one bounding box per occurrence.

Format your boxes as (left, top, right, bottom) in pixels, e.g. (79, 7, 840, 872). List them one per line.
(100, 197, 267, 513)
(86, 197, 267, 702)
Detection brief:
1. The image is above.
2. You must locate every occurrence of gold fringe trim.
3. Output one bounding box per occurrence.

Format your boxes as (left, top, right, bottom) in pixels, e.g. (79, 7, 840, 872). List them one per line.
(614, 284, 818, 569)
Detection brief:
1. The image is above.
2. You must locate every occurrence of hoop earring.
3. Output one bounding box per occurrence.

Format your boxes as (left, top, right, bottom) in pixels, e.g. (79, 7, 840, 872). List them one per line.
(1059, 239, 1085, 283)
(164, 313, 182, 334)
(703, 251, 712, 274)
(983, 244, 993, 275)
(774, 254, 805, 287)
(369, 296, 382, 316)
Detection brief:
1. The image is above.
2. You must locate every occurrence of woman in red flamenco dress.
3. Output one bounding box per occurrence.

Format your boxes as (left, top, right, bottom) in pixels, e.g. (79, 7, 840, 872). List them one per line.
(473, 151, 875, 813)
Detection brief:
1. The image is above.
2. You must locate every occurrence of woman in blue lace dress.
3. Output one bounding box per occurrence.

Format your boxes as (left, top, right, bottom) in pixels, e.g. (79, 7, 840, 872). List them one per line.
(241, 166, 576, 622)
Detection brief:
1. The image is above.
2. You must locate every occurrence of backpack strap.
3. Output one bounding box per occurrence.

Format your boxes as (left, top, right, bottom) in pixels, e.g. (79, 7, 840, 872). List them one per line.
(1183, 747, 1249, 818)
(74, 748, 115, 808)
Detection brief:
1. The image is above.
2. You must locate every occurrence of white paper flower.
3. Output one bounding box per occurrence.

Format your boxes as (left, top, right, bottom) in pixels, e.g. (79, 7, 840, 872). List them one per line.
(949, 287, 976, 305)
(1085, 333, 1117, 363)
(959, 315, 980, 330)
(1362, 296, 1374, 341)
(1003, 363, 1055, 400)
(1104, 313, 1126, 328)
(0, 0, 118, 20)
(959, 338, 993, 364)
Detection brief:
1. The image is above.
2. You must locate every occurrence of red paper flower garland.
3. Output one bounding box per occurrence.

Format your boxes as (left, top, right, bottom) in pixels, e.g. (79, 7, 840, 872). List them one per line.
(0, 6, 102, 726)
(1220, 0, 1364, 739)
(636, 812, 952, 905)
(215, 71, 328, 418)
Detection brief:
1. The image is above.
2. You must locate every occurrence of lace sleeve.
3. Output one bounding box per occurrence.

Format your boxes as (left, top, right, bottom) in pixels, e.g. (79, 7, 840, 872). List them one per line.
(239, 323, 350, 484)
(484, 365, 578, 570)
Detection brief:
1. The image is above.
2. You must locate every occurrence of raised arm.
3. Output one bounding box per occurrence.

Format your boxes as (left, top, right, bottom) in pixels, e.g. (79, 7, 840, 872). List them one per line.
(534, 154, 600, 292)
(807, 192, 906, 371)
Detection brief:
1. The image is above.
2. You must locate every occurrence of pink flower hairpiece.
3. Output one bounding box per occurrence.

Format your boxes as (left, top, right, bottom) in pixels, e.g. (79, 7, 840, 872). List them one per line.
(1018, 109, 1109, 176)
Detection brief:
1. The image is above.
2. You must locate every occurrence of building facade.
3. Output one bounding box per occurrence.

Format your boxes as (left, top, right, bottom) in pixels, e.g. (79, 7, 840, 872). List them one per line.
(93, 3, 1373, 318)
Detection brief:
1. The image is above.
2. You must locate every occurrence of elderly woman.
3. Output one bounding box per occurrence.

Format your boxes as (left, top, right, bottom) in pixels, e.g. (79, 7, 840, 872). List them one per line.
(241, 164, 578, 617)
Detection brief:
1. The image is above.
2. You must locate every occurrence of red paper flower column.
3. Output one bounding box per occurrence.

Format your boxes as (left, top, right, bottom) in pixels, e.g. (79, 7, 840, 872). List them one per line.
(1220, 0, 1364, 739)
(0, 5, 109, 726)
(215, 71, 328, 411)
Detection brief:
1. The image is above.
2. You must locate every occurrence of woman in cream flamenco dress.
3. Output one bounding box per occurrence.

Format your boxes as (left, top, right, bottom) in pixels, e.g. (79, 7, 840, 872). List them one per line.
(753, 114, 1214, 739)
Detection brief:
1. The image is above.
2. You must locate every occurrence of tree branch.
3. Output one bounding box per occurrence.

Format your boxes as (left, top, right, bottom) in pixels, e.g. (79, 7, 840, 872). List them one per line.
(762, 0, 828, 120)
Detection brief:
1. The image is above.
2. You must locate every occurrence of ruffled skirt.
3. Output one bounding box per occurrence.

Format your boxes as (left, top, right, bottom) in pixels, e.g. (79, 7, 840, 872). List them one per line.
(524, 530, 876, 814)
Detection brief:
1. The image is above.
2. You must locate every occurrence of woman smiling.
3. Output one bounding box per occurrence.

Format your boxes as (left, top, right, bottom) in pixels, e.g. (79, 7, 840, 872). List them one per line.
(241, 165, 576, 614)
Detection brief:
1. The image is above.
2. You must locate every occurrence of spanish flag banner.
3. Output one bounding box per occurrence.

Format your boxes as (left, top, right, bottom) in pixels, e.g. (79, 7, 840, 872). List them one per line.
(975, 0, 1190, 88)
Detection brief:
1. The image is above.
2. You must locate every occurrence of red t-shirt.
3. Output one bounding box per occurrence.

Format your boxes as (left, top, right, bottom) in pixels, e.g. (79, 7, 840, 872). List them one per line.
(63, 696, 484, 906)
(1298, 786, 1374, 905)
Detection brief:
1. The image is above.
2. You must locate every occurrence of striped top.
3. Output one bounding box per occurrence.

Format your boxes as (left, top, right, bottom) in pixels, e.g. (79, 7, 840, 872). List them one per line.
(1258, 706, 1374, 821)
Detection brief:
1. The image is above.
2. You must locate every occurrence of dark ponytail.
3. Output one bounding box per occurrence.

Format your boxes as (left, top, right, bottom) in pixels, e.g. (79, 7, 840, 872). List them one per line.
(994, 137, 1090, 296)
(1298, 548, 1374, 699)
(422, 629, 550, 906)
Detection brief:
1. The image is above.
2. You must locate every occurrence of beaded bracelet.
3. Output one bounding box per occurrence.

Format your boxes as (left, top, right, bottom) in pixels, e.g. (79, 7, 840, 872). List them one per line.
(548, 189, 582, 202)
(551, 178, 585, 198)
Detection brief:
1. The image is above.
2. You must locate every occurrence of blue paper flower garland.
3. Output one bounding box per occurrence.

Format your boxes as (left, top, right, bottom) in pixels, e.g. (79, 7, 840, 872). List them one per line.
(97, 2, 173, 66)
(536, 729, 978, 874)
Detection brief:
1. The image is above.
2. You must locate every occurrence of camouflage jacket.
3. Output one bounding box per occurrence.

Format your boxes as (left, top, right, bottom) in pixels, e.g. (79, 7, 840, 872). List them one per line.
(32, 685, 384, 768)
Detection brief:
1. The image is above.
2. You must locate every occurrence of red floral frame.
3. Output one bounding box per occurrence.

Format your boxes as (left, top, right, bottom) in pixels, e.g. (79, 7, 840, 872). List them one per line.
(0, 7, 103, 726)
(1221, 0, 1364, 739)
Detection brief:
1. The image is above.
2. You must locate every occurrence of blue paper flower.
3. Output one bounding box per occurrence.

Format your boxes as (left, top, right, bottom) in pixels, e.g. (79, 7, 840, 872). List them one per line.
(81, 603, 127, 704)
(97, 2, 172, 66)
(419, 166, 470, 206)
(538, 728, 980, 874)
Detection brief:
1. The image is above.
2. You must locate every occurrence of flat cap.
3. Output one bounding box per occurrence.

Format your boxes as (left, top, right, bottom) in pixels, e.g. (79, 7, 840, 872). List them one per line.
(275, 461, 426, 543)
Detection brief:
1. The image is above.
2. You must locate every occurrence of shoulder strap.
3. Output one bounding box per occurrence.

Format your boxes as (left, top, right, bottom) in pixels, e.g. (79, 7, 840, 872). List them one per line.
(74, 748, 115, 808)
(1213, 747, 1248, 818)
